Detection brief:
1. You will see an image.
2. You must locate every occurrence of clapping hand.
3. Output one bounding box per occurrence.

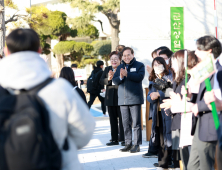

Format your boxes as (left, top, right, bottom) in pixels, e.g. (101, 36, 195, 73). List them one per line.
(120, 67, 127, 79)
(146, 65, 152, 74)
(108, 70, 114, 81)
(160, 91, 181, 110)
(150, 92, 160, 100)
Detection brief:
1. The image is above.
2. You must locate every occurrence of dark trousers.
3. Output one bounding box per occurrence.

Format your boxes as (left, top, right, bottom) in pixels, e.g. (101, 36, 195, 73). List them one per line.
(148, 136, 159, 154)
(120, 105, 142, 145)
(158, 111, 172, 168)
(172, 150, 180, 168)
(88, 93, 106, 114)
(180, 145, 191, 170)
(108, 106, 124, 142)
(187, 119, 217, 170)
(216, 143, 222, 170)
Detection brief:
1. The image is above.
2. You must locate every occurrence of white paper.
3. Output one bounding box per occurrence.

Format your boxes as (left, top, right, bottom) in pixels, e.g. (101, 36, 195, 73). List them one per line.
(179, 112, 193, 147)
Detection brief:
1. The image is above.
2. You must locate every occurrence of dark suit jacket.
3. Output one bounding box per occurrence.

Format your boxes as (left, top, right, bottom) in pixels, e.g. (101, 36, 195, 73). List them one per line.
(193, 62, 222, 142)
(99, 66, 119, 106)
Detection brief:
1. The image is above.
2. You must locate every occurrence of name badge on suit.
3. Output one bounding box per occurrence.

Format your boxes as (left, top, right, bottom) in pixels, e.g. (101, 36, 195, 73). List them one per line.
(130, 68, 136, 72)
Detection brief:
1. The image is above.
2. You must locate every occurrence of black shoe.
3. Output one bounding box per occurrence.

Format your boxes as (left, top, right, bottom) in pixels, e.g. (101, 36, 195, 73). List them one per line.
(153, 163, 159, 167)
(142, 152, 158, 158)
(106, 141, 119, 146)
(121, 141, 125, 146)
(119, 145, 132, 152)
(129, 145, 140, 153)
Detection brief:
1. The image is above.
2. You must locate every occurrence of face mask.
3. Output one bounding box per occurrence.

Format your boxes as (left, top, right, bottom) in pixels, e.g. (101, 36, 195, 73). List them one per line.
(154, 65, 164, 74)
(165, 59, 169, 65)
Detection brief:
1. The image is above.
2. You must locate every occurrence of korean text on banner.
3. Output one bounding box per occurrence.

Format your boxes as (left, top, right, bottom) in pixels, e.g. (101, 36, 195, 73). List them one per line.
(74, 69, 87, 81)
(170, 7, 184, 52)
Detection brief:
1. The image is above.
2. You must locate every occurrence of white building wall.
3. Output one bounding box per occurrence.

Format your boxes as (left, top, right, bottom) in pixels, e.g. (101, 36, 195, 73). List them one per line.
(120, 0, 222, 87)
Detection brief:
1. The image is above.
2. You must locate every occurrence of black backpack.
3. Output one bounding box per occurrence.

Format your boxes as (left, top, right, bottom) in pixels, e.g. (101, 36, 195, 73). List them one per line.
(87, 70, 101, 93)
(0, 78, 62, 170)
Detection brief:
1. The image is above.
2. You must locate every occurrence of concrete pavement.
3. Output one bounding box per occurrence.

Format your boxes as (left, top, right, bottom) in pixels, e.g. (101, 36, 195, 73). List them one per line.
(78, 117, 157, 170)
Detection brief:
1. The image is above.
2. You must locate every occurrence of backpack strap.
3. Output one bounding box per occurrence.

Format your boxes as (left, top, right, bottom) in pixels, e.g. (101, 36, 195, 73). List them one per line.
(28, 77, 54, 95)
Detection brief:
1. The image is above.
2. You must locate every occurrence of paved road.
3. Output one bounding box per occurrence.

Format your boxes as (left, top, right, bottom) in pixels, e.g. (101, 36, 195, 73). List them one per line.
(78, 118, 157, 170)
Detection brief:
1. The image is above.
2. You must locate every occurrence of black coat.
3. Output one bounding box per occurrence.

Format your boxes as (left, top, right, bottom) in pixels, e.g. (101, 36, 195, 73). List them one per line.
(99, 66, 118, 106)
(112, 58, 145, 106)
(73, 86, 87, 104)
(0, 86, 7, 96)
(90, 67, 104, 95)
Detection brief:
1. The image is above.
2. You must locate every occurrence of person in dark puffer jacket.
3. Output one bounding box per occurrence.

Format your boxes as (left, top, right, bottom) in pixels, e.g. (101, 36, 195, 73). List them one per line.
(113, 47, 145, 153)
(87, 60, 106, 115)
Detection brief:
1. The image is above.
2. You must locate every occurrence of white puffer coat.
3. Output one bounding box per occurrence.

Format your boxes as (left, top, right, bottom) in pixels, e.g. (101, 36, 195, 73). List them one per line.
(0, 51, 95, 170)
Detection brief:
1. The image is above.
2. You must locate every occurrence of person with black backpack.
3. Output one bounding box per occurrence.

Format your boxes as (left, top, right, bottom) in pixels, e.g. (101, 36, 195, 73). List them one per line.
(87, 60, 107, 115)
(0, 28, 95, 170)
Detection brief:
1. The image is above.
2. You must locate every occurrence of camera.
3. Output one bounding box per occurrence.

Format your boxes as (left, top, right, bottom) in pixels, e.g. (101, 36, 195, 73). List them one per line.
(153, 78, 171, 91)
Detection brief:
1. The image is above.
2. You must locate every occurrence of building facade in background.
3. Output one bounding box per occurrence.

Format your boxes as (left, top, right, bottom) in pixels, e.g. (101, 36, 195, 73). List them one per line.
(120, 0, 222, 87)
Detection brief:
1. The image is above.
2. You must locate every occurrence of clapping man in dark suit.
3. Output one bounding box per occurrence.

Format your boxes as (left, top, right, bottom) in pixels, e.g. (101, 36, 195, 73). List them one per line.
(113, 47, 145, 153)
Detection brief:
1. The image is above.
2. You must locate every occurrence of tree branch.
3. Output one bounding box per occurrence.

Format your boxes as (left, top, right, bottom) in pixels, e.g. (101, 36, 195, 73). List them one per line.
(93, 19, 111, 37)
(102, 11, 119, 29)
(5, 12, 28, 24)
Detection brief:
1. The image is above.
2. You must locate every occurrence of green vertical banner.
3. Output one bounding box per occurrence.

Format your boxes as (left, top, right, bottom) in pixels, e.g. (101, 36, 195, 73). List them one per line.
(170, 7, 184, 52)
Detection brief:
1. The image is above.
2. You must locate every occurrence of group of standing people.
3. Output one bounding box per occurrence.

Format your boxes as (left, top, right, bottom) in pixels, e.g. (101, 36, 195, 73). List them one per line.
(59, 35, 222, 170)
(86, 35, 222, 170)
(91, 46, 145, 153)
(143, 35, 222, 170)
(1, 28, 222, 170)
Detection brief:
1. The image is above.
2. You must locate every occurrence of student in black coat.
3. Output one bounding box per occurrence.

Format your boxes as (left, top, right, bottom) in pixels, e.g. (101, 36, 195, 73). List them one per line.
(59, 67, 87, 104)
(100, 51, 125, 146)
(87, 61, 106, 115)
(186, 36, 222, 170)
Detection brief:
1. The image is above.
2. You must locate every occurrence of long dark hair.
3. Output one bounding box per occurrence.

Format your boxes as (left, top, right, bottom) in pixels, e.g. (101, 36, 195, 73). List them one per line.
(171, 50, 199, 84)
(149, 57, 169, 81)
(171, 50, 185, 84)
(59, 67, 76, 87)
(187, 51, 199, 69)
